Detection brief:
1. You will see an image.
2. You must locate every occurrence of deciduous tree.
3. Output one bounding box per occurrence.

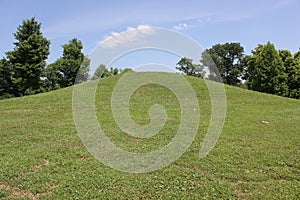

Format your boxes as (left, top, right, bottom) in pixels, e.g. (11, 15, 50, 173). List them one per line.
(57, 38, 84, 87)
(246, 42, 288, 96)
(92, 64, 114, 80)
(176, 57, 203, 77)
(201, 42, 245, 85)
(0, 58, 15, 98)
(279, 49, 300, 98)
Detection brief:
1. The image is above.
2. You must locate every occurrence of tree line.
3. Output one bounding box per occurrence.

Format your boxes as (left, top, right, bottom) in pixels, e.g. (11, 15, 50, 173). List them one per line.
(176, 42, 300, 99)
(0, 18, 299, 99)
(0, 18, 122, 99)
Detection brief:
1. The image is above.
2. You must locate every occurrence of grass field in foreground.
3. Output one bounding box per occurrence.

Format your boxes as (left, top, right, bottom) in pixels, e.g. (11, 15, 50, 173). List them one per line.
(0, 73, 299, 199)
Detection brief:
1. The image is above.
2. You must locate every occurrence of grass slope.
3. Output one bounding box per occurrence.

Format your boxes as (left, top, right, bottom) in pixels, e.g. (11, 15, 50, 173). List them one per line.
(0, 73, 299, 199)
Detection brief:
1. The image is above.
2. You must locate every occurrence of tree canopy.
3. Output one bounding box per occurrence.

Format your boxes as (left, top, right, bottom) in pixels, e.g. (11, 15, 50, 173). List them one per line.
(92, 64, 120, 80)
(279, 49, 300, 98)
(176, 57, 203, 77)
(0, 58, 14, 98)
(246, 42, 288, 96)
(200, 42, 245, 86)
(43, 38, 89, 90)
(56, 38, 85, 87)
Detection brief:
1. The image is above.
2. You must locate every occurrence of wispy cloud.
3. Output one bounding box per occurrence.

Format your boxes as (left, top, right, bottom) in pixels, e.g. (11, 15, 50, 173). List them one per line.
(173, 23, 188, 30)
(43, 16, 125, 39)
(43, 1, 272, 39)
(172, 13, 253, 31)
(99, 24, 155, 48)
(42, 2, 216, 39)
(272, 0, 297, 9)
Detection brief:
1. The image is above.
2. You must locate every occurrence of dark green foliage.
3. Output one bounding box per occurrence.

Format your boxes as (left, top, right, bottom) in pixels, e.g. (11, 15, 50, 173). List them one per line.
(91, 64, 120, 80)
(44, 39, 89, 90)
(6, 17, 50, 96)
(56, 38, 84, 87)
(120, 68, 133, 74)
(279, 50, 300, 98)
(43, 62, 62, 91)
(0, 17, 299, 101)
(92, 64, 110, 80)
(246, 42, 288, 96)
(294, 48, 300, 61)
(176, 57, 203, 77)
(110, 67, 119, 76)
(201, 42, 245, 85)
(75, 56, 90, 84)
(0, 58, 15, 99)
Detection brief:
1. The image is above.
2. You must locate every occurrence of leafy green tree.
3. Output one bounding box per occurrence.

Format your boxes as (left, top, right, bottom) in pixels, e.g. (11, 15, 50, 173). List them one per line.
(294, 48, 300, 61)
(279, 50, 300, 98)
(246, 42, 288, 96)
(6, 17, 50, 96)
(43, 62, 62, 91)
(92, 64, 112, 80)
(110, 67, 119, 76)
(0, 58, 15, 98)
(120, 68, 133, 74)
(176, 57, 203, 77)
(44, 56, 89, 91)
(200, 42, 245, 85)
(56, 38, 84, 87)
(75, 56, 90, 83)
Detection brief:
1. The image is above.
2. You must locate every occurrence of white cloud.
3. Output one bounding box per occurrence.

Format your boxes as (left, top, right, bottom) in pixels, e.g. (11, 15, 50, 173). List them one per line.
(173, 23, 188, 30)
(172, 13, 255, 32)
(99, 24, 156, 48)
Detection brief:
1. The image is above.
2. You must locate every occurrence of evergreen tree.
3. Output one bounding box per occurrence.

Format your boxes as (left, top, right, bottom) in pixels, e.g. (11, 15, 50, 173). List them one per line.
(6, 17, 50, 96)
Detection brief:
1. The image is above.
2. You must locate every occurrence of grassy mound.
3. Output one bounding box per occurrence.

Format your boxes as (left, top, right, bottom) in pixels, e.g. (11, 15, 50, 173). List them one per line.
(0, 73, 299, 199)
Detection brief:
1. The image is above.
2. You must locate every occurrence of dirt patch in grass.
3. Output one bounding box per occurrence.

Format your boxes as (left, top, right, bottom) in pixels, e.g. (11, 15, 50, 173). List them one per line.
(0, 182, 59, 199)
(19, 159, 50, 177)
(1, 184, 36, 199)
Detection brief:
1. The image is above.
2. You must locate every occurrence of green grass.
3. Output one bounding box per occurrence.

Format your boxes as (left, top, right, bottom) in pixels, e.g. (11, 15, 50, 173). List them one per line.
(0, 73, 299, 199)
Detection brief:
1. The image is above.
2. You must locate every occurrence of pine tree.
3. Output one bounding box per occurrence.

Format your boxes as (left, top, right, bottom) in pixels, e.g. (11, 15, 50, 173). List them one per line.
(6, 17, 50, 96)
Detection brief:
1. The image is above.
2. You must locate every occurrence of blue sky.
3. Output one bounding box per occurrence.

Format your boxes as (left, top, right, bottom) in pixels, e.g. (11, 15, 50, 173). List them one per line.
(0, 0, 299, 71)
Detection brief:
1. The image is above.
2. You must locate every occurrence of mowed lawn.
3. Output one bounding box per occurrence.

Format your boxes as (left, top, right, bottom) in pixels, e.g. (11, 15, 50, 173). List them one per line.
(0, 73, 299, 199)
